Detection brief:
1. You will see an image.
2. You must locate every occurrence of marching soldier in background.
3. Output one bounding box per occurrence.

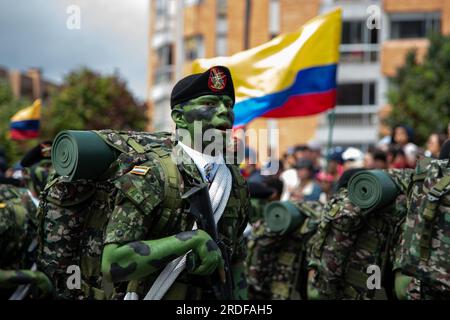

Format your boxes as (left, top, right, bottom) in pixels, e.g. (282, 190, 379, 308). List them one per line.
(307, 168, 414, 300)
(0, 142, 54, 299)
(246, 200, 323, 300)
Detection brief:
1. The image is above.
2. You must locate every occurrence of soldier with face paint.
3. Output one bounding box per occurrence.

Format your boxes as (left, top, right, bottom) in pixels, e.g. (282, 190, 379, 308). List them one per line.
(0, 143, 54, 299)
(99, 66, 250, 300)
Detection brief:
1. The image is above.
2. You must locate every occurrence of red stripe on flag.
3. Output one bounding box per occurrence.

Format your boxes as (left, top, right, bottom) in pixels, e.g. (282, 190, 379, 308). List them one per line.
(10, 129, 39, 140)
(261, 89, 336, 118)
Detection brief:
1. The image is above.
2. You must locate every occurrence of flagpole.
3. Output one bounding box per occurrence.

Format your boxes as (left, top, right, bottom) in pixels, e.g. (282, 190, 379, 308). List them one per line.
(326, 109, 336, 169)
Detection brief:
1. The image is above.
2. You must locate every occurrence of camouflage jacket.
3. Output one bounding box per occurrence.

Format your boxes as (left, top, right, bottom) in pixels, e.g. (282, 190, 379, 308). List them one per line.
(309, 169, 412, 300)
(0, 184, 37, 270)
(246, 201, 323, 300)
(397, 158, 450, 299)
(38, 130, 249, 300)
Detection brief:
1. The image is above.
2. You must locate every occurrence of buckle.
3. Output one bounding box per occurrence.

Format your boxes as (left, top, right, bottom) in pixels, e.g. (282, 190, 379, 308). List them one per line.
(427, 194, 440, 202)
(427, 187, 444, 202)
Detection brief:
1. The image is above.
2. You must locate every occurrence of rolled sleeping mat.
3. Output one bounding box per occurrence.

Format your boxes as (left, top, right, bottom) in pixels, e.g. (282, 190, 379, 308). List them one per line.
(347, 170, 399, 211)
(52, 130, 119, 181)
(264, 201, 306, 235)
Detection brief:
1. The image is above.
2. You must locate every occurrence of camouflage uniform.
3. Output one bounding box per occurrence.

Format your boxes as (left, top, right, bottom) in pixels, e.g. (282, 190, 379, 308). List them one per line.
(308, 169, 413, 300)
(22, 159, 53, 197)
(249, 198, 267, 224)
(0, 184, 37, 270)
(396, 158, 450, 299)
(38, 130, 249, 300)
(246, 201, 323, 300)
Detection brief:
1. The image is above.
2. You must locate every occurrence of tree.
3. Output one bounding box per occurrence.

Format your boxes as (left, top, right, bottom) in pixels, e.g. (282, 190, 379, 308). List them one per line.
(0, 80, 34, 165)
(0, 67, 148, 167)
(41, 68, 148, 139)
(386, 33, 450, 146)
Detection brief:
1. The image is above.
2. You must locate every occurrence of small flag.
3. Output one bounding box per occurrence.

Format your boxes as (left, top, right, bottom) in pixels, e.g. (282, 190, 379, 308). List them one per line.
(192, 9, 342, 127)
(10, 99, 41, 140)
(130, 166, 151, 176)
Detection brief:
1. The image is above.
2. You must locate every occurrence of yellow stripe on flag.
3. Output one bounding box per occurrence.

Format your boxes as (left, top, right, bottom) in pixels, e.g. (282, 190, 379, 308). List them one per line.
(192, 8, 342, 103)
(11, 99, 41, 122)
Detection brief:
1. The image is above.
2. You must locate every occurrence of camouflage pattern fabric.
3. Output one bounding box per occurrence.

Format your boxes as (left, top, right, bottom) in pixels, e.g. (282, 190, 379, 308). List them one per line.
(308, 169, 412, 300)
(249, 198, 267, 224)
(38, 130, 249, 300)
(0, 184, 37, 270)
(398, 158, 450, 299)
(246, 201, 323, 300)
(22, 159, 53, 197)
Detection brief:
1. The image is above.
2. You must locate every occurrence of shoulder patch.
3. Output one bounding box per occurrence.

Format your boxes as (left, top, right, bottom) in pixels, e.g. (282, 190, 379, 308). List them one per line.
(0, 203, 6, 208)
(130, 166, 151, 176)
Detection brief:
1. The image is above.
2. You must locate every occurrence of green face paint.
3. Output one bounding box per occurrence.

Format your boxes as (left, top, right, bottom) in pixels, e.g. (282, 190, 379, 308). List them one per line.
(175, 95, 234, 143)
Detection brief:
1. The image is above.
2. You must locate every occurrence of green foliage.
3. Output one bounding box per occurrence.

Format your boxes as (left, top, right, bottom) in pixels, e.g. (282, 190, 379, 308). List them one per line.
(0, 67, 148, 167)
(41, 68, 148, 139)
(387, 33, 450, 146)
(0, 80, 34, 165)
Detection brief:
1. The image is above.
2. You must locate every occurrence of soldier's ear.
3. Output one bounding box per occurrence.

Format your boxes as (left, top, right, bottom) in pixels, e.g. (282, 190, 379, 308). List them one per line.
(171, 108, 187, 129)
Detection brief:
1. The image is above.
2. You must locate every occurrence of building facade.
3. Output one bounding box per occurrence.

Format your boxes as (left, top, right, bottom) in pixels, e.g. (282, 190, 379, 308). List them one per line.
(147, 0, 450, 154)
(0, 66, 56, 102)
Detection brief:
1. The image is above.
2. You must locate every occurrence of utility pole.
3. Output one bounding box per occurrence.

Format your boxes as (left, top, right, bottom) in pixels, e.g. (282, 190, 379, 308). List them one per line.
(244, 0, 252, 50)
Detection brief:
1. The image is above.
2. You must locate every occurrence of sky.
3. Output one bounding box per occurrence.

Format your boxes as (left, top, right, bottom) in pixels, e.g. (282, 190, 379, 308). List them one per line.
(0, 0, 149, 100)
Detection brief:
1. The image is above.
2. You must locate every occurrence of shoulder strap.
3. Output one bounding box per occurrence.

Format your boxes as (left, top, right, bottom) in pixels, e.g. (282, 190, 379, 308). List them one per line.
(147, 146, 183, 234)
(420, 174, 450, 261)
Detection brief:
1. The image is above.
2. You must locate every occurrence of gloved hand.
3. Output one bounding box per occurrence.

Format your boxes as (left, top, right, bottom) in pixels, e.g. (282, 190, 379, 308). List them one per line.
(188, 229, 224, 276)
(31, 271, 53, 299)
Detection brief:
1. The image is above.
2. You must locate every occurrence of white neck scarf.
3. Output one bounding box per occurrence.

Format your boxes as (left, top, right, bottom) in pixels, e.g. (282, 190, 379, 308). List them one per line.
(138, 142, 233, 300)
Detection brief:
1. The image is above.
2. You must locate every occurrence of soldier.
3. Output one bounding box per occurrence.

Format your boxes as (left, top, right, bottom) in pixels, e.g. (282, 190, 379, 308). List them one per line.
(394, 140, 450, 300)
(21, 141, 53, 200)
(0, 142, 54, 299)
(39, 66, 250, 300)
(307, 168, 413, 300)
(246, 200, 323, 300)
(0, 181, 51, 299)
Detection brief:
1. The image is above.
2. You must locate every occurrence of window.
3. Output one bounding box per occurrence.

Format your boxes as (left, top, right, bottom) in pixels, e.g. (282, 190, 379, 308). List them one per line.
(217, 0, 227, 16)
(390, 13, 441, 39)
(156, 0, 167, 16)
(216, 35, 227, 56)
(340, 20, 379, 63)
(154, 65, 173, 85)
(336, 82, 376, 106)
(216, 0, 228, 56)
(156, 44, 173, 66)
(184, 0, 203, 7)
(185, 35, 204, 61)
(269, 0, 280, 38)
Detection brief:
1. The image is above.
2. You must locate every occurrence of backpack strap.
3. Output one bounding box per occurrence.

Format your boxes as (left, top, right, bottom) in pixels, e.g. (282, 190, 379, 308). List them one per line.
(420, 175, 450, 261)
(116, 135, 184, 234)
(147, 146, 183, 235)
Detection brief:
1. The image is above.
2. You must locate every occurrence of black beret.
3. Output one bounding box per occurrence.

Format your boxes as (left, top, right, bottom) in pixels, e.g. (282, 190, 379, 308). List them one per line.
(170, 66, 235, 108)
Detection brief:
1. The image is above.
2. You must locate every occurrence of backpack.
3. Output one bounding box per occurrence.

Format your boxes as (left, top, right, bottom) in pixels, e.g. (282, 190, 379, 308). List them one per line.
(246, 201, 323, 300)
(37, 130, 183, 300)
(398, 158, 450, 298)
(0, 184, 37, 270)
(308, 175, 409, 300)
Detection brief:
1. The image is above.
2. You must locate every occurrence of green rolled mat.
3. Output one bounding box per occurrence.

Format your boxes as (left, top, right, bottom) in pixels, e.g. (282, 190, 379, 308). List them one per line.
(347, 170, 399, 210)
(52, 130, 119, 181)
(264, 201, 305, 235)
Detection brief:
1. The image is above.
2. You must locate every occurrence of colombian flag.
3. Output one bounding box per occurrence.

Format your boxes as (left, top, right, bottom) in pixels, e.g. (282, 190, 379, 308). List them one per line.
(10, 99, 41, 140)
(192, 9, 342, 127)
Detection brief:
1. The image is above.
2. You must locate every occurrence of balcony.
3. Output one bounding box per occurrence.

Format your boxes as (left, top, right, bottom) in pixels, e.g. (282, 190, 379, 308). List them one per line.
(340, 44, 379, 64)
